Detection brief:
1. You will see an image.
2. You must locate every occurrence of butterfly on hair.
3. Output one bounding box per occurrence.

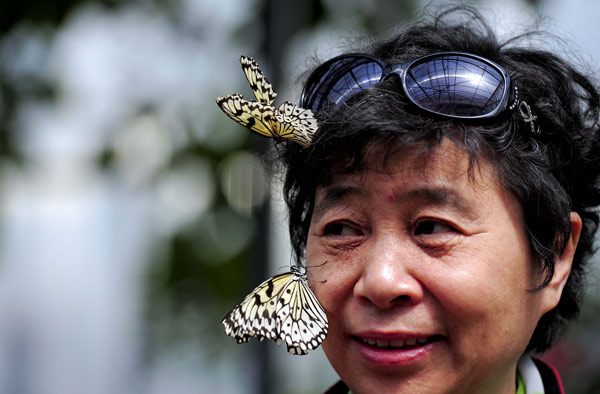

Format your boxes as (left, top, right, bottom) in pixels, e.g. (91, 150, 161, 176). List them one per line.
(222, 264, 328, 355)
(216, 56, 318, 147)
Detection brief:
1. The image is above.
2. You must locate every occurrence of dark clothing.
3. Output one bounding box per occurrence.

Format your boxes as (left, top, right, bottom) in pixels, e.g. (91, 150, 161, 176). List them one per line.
(324, 357, 564, 394)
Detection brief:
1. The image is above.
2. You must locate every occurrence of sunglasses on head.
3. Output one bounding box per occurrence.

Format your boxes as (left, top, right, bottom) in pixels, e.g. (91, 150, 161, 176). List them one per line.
(300, 52, 519, 119)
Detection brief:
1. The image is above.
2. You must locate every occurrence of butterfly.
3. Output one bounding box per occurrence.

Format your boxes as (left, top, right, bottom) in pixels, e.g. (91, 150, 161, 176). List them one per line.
(216, 56, 318, 147)
(222, 265, 328, 355)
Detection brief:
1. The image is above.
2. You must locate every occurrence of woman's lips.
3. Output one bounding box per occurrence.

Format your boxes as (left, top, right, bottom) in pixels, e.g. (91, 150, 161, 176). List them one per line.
(352, 334, 444, 365)
(357, 336, 430, 348)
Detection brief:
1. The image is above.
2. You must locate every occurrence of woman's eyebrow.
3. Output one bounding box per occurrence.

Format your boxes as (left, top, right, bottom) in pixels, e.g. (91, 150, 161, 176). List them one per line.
(394, 187, 477, 217)
(312, 185, 365, 221)
(312, 185, 477, 220)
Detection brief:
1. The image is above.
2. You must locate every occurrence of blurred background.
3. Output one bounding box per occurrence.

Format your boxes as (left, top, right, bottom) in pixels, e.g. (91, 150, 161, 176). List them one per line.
(0, 0, 598, 393)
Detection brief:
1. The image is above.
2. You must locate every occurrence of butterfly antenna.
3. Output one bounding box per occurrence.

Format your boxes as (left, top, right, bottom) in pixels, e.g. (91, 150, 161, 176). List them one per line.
(306, 261, 328, 283)
(307, 260, 328, 269)
(306, 277, 327, 284)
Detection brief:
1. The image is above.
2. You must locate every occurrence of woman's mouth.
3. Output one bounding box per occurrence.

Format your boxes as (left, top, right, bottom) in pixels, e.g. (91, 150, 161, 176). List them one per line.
(352, 335, 444, 365)
(356, 336, 434, 349)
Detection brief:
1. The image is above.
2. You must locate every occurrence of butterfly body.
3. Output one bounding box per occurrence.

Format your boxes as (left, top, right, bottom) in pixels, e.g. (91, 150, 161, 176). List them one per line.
(222, 265, 328, 355)
(216, 56, 317, 147)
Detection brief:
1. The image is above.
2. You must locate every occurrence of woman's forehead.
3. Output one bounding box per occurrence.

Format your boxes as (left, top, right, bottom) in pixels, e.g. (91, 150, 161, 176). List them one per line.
(327, 139, 488, 185)
(321, 143, 492, 200)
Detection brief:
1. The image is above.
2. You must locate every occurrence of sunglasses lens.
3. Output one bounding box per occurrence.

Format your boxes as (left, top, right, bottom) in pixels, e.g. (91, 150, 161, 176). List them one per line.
(404, 54, 507, 117)
(303, 57, 384, 113)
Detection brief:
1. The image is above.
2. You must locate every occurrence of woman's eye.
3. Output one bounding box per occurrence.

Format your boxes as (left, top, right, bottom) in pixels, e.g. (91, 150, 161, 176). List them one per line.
(324, 222, 361, 236)
(414, 219, 455, 235)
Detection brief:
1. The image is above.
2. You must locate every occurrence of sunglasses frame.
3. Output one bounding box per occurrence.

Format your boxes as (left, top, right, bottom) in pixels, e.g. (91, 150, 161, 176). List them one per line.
(300, 51, 518, 119)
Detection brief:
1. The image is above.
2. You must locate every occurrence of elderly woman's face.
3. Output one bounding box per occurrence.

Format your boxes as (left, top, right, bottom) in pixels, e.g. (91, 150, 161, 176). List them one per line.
(306, 140, 564, 394)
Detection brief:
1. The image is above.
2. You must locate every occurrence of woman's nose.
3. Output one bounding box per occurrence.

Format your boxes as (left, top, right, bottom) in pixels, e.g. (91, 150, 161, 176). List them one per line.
(353, 234, 424, 309)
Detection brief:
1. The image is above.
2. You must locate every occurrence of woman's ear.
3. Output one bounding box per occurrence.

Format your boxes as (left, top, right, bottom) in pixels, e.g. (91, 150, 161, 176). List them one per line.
(540, 212, 582, 314)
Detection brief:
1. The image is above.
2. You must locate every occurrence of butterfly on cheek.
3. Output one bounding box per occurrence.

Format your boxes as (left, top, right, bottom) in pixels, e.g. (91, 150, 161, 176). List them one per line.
(215, 56, 318, 147)
(222, 265, 328, 355)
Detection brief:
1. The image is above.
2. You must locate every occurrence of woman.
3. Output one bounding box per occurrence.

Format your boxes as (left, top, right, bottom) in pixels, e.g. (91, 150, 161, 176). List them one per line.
(280, 6, 600, 394)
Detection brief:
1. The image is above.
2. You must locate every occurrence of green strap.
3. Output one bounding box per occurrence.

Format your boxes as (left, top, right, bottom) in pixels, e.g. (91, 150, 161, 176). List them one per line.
(516, 370, 526, 394)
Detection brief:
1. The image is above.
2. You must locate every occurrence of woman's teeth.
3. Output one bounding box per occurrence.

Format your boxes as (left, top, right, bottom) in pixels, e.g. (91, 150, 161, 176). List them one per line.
(360, 337, 429, 348)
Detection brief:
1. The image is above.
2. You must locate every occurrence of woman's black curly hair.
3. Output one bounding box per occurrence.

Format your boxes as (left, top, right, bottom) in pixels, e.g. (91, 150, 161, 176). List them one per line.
(278, 6, 600, 353)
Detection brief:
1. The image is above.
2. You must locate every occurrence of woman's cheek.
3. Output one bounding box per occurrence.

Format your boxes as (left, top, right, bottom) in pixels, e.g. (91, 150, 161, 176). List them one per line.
(309, 256, 360, 314)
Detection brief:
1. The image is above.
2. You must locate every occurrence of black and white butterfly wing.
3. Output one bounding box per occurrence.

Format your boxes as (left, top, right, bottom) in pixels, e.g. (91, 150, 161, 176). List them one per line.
(276, 273, 328, 355)
(216, 56, 318, 147)
(222, 272, 292, 343)
(222, 267, 328, 355)
(273, 101, 318, 147)
(216, 94, 277, 139)
(240, 56, 277, 105)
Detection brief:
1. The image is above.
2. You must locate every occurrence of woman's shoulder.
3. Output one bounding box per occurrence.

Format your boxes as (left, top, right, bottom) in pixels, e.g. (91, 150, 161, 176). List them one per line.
(532, 358, 565, 394)
(323, 379, 349, 394)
